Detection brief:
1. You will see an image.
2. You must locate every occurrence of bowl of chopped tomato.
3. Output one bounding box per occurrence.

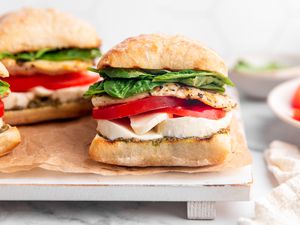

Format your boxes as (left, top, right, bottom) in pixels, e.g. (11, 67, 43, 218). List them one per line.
(268, 78, 300, 128)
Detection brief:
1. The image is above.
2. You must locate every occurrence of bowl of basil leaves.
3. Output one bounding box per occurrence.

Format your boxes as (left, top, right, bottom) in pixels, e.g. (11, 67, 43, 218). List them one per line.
(230, 54, 300, 99)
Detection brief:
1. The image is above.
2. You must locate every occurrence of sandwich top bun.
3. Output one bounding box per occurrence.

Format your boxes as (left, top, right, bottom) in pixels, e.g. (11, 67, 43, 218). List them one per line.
(98, 34, 228, 77)
(0, 8, 101, 53)
(0, 62, 9, 77)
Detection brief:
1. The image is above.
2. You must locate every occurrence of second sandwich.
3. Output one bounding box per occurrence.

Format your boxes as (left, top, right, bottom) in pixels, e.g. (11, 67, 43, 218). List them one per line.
(0, 8, 101, 125)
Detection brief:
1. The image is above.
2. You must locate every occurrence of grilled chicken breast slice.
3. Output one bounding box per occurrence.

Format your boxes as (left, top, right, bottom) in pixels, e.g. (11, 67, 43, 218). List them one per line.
(92, 83, 236, 110)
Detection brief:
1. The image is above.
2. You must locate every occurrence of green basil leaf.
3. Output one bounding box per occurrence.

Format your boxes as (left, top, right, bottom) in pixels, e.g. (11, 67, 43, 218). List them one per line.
(39, 48, 101, 61)
(0, 80, 10, 96)
(35, 48, 53, 58)
(100, 68, 153, 79)
(153, 69, 234, 87)
(83, 81, 105, 97)
(0, 48, 101, 62)
(153, 70, 217, 81)
(142, 69, 170, 75)
(199, 84, 225, 92)
(179, 76, 219, 87)
(87, 67, 100, 73)
(0, 52, 15, 60)
(103, 79, 161, 99)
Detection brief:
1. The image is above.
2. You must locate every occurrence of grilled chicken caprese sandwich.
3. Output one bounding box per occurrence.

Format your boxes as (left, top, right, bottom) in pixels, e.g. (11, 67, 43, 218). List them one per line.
(0, 8, 101, 125)
(86, 34, 237, 167)
(0, 63, 21, 156)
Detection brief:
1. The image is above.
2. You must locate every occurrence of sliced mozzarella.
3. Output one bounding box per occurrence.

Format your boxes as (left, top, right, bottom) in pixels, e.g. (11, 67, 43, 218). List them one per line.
(0, 118, 3, 128)
(130, 112, 170, 134)
(96, 119, 163, 141)
(50, 86, 89, 103)
(157, 112, 232, 138)
(3, 92, 34, 110)
(3, 85, 89, 110)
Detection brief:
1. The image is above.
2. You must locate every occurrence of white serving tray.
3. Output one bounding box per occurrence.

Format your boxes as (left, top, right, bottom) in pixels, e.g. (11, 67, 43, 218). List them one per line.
(0, 166, 252, 220)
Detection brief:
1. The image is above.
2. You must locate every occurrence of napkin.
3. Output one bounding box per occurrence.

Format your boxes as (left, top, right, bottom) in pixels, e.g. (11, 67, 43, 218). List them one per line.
(238, 141, 300, 225)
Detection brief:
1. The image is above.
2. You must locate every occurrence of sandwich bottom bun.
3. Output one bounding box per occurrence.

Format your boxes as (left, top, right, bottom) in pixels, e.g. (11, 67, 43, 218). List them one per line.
(4, 101, 92, 125)
(0, 126, 21, 157)
(89, 130, 231, 167)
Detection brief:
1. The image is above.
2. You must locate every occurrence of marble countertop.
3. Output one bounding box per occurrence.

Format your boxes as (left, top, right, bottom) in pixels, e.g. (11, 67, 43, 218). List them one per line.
(1, 93, 296, 225)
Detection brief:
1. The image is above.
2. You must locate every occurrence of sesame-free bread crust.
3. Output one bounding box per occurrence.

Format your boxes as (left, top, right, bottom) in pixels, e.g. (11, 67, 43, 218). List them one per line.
(4, 101, 92, 125)
(89, 129, 231, 167)
(0, 126, 21, 157)
(0, 8, 101, 53)
(98, 34, 227, 76)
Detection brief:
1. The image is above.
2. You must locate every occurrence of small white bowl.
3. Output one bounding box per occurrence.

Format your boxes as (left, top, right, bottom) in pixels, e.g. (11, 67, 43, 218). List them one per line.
(230, 54, 300, 99)
(267, 78, 300, 129)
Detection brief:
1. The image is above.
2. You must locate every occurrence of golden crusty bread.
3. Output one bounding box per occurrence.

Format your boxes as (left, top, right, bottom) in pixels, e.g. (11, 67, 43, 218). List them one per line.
(89, 130, 231, 167)
(0, 8, 101, 53)
(98, 34, 228, 76)
(4, 101, 92, 125)
(0, 62, 9, 78)
(0, 126, 21, 157)
(2, 58, 93, 76)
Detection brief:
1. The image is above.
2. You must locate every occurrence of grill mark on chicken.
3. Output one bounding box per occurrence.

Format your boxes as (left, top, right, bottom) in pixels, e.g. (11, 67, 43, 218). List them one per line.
(92, 83, 236, 110)
(150, 83, 236, 110)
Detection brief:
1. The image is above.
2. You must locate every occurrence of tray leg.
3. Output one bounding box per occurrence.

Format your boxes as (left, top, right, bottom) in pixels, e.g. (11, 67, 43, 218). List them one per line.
(187, 201, 216, 220)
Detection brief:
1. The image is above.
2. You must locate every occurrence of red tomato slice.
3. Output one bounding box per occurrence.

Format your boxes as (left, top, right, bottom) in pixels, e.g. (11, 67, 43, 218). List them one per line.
(92, 96, 225, 120)
(0, 100, 3, 117)
(293, 108, 300, 121)
(3, 72, 100, 92)
(292, 86, 300, 109)
(155, 105, 226, 120)
(93, 96, 186, 120)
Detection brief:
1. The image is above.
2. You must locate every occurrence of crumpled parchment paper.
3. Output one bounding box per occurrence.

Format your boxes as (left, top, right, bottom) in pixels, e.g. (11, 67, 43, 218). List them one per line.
(0, 115, 251, 176)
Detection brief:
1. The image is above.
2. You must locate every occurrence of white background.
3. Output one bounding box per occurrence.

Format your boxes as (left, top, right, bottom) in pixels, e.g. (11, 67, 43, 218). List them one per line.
(1, 0, 300, 62)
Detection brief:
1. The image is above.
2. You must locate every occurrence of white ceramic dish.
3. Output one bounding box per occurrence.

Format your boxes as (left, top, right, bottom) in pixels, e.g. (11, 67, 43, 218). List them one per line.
(267, 78, 300, 128)
(230, 54, 300, 99)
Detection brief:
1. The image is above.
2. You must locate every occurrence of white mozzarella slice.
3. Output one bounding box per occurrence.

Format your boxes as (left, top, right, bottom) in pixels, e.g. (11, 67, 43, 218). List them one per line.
(157, 112, 232, 138)
(3, 92, 34, 110)
(3, 85, 90, 110)
(130, 112, 170, 134)
(97, 119, 163, 141)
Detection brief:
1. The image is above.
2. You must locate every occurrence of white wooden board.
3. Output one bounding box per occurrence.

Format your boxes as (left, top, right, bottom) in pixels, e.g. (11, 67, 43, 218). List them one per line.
(0, 166, 252, 201)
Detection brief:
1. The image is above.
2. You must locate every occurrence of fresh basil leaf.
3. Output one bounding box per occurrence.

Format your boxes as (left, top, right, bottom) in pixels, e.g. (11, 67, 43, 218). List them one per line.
(153, 69, 234, 87)
(83, 81, 105, 97)
(179, 76, 219, 87)
(0, 80, 10, 96)
(0, 52, 14, 60)
(103, 79, 161, 99)
(153, 70, 217, 81)
(100, 68, 153, 79)
(0, 48, 101, 62)
(16, 52, 36, 61)
(39, 48, 101, 61)
(35, 48, 53, 58)
(87, 67, 100, 73)
(84, 68, 234, 98)
(199, 84, 225, 92)
(142, 69, 170, 75)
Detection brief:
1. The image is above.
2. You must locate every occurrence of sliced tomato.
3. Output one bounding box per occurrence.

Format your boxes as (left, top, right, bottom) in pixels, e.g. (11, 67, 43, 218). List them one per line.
(3, 72, 100, 92)
(92, 96, 225, 120)
(292, 86, 300, 109)
(93, 96, 187, 120)
(0, 100, 3, 117)
(293, 108, 300, 121)
(155, 105, 226, 120)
